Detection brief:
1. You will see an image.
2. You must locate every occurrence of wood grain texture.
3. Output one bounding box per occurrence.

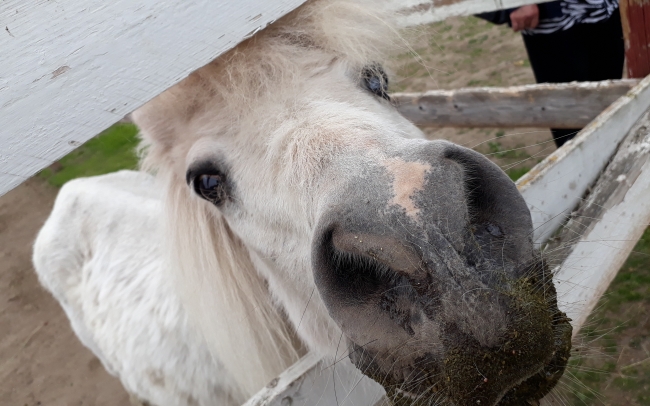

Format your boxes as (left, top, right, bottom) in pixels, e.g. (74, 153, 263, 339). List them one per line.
(549, 109, 650, 335)
(393, 79, 638, 128)
(517, 74, 650, 244)
(0, 0, 307, 196)
(620, 0, 650, 78)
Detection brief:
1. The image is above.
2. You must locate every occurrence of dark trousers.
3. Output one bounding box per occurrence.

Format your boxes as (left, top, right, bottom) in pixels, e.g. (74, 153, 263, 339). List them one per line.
(522, 8, 625, 147)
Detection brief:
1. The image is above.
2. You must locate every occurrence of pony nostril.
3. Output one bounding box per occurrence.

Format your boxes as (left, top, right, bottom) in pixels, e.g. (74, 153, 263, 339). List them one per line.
(330, 229, 424, 277)
(314, 226, 427, 304)
(485, 223, 503, 237)
(316, 228, 390, 300)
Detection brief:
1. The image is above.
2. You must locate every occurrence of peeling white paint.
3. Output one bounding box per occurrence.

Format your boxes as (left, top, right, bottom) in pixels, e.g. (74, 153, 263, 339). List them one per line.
(556, 161, 650, 335)
(0, 0, 307, 196)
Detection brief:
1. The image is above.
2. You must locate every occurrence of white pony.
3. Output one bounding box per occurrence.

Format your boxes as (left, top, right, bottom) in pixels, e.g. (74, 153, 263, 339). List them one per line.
(33, 1, 572, 405)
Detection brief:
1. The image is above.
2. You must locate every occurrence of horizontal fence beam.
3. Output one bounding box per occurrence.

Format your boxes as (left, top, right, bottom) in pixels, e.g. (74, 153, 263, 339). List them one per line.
(392, 79, 639, 128)
(242, 352, 385, 406)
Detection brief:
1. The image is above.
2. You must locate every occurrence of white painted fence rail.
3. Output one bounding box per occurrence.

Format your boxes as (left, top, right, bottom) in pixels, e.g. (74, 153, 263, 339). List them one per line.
(242, 352, 385, 406)
(0, 0, 308, 196)
(2, 0, 548, 197)
(551, 108, 650, 336)
(393, 79, 639, 128)
(387, 0, 556, 27)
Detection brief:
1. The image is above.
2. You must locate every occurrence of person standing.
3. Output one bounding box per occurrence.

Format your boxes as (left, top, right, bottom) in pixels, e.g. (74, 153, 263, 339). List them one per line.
(478, 0, 624, 147)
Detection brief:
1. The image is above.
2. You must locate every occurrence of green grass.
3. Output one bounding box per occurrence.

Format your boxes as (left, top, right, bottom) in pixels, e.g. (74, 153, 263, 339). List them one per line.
(467, 79, 487, 86)
(468, 34, 489, 46)
(39, 123, 140, 187)
(487, 141, 531, 160)
(563, 227, 650, 405)
(506, 166, 530, 181)
(602, 230, 650, 313)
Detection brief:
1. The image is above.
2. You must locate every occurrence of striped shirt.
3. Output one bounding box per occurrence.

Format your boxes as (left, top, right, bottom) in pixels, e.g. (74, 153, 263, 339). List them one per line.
(524, 0, 620, 35)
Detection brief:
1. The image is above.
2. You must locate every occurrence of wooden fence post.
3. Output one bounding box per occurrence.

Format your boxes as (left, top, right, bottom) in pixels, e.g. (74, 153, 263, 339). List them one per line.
(620, 0, 650, 78)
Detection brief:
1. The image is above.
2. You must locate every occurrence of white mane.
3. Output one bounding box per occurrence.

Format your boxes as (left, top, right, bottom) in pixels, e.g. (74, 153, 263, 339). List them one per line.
(132, 0, 405, 397)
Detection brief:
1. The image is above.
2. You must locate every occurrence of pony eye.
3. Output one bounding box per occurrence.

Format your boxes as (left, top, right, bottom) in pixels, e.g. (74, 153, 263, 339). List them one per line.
(361, 65, 390, 101)
(194, 174, 227, 205)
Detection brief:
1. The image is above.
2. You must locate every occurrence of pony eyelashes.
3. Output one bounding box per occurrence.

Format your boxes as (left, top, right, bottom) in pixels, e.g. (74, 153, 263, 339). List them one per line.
(361, 64, 390, 101)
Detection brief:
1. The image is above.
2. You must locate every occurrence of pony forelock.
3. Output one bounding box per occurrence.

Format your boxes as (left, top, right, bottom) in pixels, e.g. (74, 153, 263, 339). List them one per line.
(163, 171, 300, 398)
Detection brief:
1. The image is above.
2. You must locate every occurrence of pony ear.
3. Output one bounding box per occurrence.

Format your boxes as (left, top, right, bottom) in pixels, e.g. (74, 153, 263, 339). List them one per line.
(133, 79, 195, 151)
(132, 102, 177, 152)
(133, 64, 222, 154)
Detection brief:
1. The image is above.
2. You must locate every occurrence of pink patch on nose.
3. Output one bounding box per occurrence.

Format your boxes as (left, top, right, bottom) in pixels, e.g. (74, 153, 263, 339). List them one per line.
(382, 157, 431, 219)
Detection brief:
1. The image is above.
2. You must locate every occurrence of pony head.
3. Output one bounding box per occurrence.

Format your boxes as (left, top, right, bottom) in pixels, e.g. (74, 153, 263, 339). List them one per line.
(133, 1, 571, 404)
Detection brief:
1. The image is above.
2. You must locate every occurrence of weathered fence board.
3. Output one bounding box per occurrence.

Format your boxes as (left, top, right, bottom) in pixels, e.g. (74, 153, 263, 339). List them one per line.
(1, 0, 548, 197)
(393, 79, 639, 128)
(0, 0, 308, 196)
(518, 74, 650, 244)
(550, 109, 650, 335)
(242, 352, 385, 406)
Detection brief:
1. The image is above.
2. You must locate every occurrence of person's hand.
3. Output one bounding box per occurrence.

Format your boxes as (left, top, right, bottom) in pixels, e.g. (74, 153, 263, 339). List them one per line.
(510, 5, 539, 32)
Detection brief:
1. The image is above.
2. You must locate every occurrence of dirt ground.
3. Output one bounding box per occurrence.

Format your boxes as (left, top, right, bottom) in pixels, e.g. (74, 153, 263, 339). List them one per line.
(0, 14, 642, 406)
(0, 179, 131, 405)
